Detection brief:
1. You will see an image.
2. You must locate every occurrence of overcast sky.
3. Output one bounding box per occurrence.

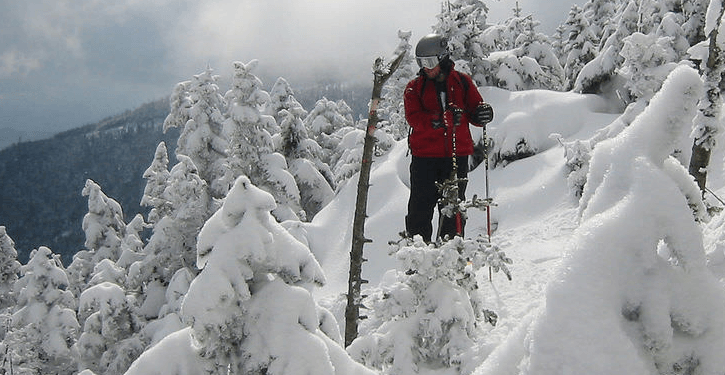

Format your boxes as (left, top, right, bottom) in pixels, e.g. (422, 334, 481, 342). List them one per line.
(1, 0, 585, 135)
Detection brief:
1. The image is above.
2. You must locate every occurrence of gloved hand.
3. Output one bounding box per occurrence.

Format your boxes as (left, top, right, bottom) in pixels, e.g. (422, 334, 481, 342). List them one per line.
(450, 107, 463, 126)
(472, 103, 494, 125)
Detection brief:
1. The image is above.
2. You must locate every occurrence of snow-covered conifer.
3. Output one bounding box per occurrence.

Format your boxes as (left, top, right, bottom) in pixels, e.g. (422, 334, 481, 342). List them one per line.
(349, 235, 509, 375)
(433, 0, 490, 85)
(4, 247, 79, 374)
(116, 214, 147, 271)
(266, 77, 308, 123)
(164, 67, 229, 199)
(481, 15, 564, 91)
(279, 106, 335, 219)
(82, 179, 126, 263)
(76, 282, 143, 375)
(0, 227, 20, 311)
(125, 176, 374, 375)
(689, 0, 725, 195)
(304, 96, 355, 165)
(140, 142, 171, 224)
(223, 60, 303, 221)
(501, 66, 725, 375)
(574, 0, 639, 93)
(128, 154, 208, 318)
(619, 32, 681, 102)
(560, 5, 599, 90)
(379, 30, 418, 141)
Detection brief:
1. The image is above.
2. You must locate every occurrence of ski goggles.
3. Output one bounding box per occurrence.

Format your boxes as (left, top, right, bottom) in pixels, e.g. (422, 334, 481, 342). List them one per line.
(416, 56, 440, 69)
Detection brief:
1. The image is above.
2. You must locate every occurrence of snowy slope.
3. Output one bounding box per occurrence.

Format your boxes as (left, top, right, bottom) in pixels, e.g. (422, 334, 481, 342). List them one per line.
(303, 73, 725, 374)
(306, 86, 620, 355)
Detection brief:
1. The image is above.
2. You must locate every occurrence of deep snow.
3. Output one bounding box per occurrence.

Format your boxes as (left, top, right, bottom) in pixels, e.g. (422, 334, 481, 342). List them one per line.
(123, 67, 725, 374)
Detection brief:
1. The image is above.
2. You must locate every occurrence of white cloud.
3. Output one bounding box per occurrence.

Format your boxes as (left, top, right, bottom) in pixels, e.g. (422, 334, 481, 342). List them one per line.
(0, 49, 41, 78)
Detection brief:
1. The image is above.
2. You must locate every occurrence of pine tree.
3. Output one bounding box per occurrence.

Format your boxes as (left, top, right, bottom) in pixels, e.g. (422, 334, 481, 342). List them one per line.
(116, 214, 147, 271)
(125, 177, 374, 375)
(0, 227, 20, 311)
(224, 60, 304, 221)
(574, 0, 640, 93)
(433, 0, 490, 85)
(278, 106, 335, 219)
(76, 282, 143, 375)
(140, 142, 171, 224)
(619, 31, 680, 102)
(82, 179, 126, 263)
(4, 247, 79, 374)
(482, 15, 565, 91)
(266, 77, 307, 124)
(689, 0, 725, 196)
(68, 180, 127, 297)
(379, 30, 418, 141)
(561, 5, 599, 90)
(163, 67, 229, 200)
(304, 97, 355, 164)
(128, 154, 209, 318)
(348, 236, 509, 375)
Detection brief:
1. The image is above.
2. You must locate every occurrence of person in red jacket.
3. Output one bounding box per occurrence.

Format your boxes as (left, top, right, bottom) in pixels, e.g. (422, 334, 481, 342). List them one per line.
(404, 33, 494, 242)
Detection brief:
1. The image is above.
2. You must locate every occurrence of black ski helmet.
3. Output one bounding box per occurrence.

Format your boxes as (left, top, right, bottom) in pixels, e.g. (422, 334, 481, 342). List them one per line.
(415, 34, 449, 68)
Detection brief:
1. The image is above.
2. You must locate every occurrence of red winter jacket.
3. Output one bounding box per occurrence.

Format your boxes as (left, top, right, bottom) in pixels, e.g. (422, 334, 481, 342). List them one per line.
(404, 69, 485, 158)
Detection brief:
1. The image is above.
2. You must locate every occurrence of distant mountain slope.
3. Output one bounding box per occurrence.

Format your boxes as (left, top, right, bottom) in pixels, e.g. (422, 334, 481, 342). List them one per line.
(0, 99, 179, 264)
(0, 127, 56, 151)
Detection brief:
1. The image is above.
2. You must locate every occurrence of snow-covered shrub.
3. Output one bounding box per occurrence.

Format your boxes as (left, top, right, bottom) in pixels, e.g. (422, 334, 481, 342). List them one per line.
(348, 235, 509, 375)
(125, 176, 374, 375)
(5, 247, 79, 375)
(496, 65, 724, 375)
(75, 282, 143, 375)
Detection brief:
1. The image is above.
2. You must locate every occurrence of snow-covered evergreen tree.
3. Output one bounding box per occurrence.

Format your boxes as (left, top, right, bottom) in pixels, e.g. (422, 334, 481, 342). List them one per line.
(433, 0, 489, 85)
(348, 235, 509, 375)
(67, 180, 127, 297)
(574, 0, 640, 93)
(304, 96, 355, 165)
(224, 60, 304, 221)
(481, 15, 565, 91)
(128, 154, 209, 318)
(266, 76, 308, 124)
(163, 67, 229, 200)
(75, 282, 143, 375)
(689, 0, 725, 196)
(116, 214, 147, 271)
(82, 179, 126, 263)
(379, 30, 418, 141)
(0, 227, 20, 311)
(125, 176, 374, 375)
(4, 247, 79, 375)
(503, 66, 724, 375)
(278, 106, 335, 219)
(140, 142, 171, 224)
(619, 32, 681, 102)
(560, 5, 599, 90)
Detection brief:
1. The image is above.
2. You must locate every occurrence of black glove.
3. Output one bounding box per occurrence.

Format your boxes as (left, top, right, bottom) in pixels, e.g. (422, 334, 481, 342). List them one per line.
(472, 103, 494, 125)
(450, 107, 463, 126)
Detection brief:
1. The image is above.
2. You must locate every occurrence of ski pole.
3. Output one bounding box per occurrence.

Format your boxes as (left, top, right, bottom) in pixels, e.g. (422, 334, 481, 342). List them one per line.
(482, 117, 493, 281)
(449, 105, 463, 237)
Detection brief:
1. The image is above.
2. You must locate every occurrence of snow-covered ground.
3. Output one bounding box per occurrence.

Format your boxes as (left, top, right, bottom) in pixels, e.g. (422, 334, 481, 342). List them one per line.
(123, 67, 725, 374)
(307, 70, 725, 374)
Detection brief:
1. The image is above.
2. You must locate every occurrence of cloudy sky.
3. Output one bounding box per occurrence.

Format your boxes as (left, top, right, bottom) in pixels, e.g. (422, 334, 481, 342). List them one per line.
(1, 0, 585, 135)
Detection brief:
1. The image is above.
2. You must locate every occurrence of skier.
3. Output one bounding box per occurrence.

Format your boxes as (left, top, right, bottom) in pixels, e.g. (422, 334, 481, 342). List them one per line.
(404, 33, 494, 242)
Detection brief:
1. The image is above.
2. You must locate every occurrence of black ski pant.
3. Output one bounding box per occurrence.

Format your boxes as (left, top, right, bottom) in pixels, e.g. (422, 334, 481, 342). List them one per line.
(406, 155, 468, 242)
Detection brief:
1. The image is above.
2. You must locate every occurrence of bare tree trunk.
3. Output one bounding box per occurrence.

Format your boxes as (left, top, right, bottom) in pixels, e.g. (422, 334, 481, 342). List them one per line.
(689, 0, 725, 196)
(345, 53, 405, 347)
